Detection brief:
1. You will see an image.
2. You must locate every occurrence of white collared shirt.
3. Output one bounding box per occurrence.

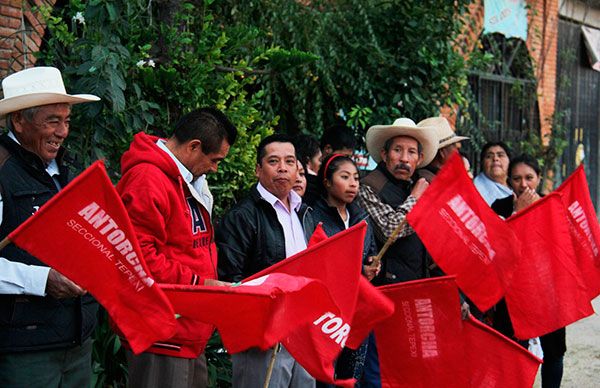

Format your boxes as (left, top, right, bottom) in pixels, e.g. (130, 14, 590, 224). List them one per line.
(0, 258, 48, 296)
(257, 182, 307, 258)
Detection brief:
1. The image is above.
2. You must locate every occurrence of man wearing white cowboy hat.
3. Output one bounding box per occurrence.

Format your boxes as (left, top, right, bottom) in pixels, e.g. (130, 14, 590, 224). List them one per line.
(358, 117, 437, 284)
(415, 116, 470, 182)
(357, 117, 437, 385)
(0, 66, 100, 386)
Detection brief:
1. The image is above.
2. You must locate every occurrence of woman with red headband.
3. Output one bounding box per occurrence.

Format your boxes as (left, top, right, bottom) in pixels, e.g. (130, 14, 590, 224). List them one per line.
(312, 153, 380, 387)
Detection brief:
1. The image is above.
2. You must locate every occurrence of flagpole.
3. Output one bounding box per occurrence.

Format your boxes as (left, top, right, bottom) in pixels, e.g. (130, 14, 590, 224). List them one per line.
(263, 342, 281, 388)
(0, 237, 10, 251)
(372, 219, 407, 267)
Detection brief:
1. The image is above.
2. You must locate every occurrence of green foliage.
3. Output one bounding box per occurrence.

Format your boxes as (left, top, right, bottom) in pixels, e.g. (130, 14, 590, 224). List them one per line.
(205, 333, 232, 387)
(91, 310, 127, 388)
(518, 113, 569, 189)
(36, 0, 276, 214)
(217, 0, 474, 140)
(347, 105, 373, 133)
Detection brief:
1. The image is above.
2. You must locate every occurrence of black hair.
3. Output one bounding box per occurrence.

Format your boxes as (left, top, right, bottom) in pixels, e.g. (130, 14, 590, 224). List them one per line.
(509, 154, 541, 177)
(317, 154, 358, 195)
(173, 107, 237, 154)
(293, 134, 321, 166)
(320, 124, 356, 152)
(256, 133, 295, 165)
(479, 141, 511, 165)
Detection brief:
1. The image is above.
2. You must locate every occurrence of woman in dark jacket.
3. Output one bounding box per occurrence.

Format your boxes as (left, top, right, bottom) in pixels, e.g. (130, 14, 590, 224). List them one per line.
(312, 155, 378, 272)
(491, 154, 566, 388)
(312, 154, 380, 387)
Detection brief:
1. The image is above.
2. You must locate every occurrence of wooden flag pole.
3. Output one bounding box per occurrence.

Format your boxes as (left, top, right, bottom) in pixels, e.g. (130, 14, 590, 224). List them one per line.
(263, 342, 281, 388)
(0, 237, 11, 251)
(371, 219, 407, 268)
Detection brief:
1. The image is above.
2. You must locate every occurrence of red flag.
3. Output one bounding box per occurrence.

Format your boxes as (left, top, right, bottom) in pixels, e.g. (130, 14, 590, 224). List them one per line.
(8, 161, 176, 354)
(407, 153, 522, 311)
(374, 277, 467, 388)
(505, 193, 593, 339)
(160, 273, 339, 354)
(464, 316, 541, 388)
(308, 222, 329, 247)
(556, 165, 600, 298)
(248, 222, 393, 387)
(345, 278, 395, 349)
(306, 222, 395, 361)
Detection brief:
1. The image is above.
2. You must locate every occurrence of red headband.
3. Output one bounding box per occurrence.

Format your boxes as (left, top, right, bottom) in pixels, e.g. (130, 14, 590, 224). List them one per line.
(323, 153, 346, 175)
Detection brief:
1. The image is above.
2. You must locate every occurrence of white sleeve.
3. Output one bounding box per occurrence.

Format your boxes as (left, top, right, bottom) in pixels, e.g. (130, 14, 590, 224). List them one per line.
(0, 193, 50, 296)
(0, 257, 50, 296)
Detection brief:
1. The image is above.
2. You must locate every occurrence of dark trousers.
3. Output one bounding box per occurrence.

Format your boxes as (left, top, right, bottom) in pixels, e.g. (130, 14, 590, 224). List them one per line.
(541, 355, 564, 388)
(126, 350, 207, 388)
(232, 346, 314, 388)
(0, 338, 93, 388)
(359, 332, 381, 388)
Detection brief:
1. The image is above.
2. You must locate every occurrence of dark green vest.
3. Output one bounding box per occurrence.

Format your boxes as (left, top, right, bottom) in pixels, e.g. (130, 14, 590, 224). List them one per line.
(362, 164, 428, 283)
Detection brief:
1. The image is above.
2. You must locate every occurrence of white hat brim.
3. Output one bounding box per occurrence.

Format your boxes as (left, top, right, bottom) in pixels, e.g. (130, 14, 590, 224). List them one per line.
(439, 135, 470, 149)
(366, 124, 438, 168)
(0, 92, 100, 116)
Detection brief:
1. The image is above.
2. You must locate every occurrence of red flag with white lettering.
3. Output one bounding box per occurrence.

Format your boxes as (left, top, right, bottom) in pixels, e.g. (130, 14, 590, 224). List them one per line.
(556, 165, 600, 298)
(374, 277, 467, 388)
(7, 161, 176, 354)
(464, 316, 541, 388)
(505, 193, 593, 339)
(407, 153, 522, 311)
(160, 273, 339, 353)
(306, 222, 393, 350)
(247, 222, 394, 387)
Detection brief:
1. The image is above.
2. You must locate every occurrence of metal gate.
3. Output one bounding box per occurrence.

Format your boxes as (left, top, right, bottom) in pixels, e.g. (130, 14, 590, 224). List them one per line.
(461, 71, 540, 174)
(556, 18, 600, 209)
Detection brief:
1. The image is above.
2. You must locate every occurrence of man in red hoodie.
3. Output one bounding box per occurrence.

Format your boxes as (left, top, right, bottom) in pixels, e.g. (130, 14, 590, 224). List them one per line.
(117, 107, 237, 387)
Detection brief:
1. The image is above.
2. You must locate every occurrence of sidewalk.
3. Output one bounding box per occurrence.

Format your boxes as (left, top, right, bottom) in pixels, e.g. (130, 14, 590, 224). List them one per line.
(534, 297, 600, 387)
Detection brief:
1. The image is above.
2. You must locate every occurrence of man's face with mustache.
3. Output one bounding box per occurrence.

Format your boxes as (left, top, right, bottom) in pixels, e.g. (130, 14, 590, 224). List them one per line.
(380, 136, 423, 181)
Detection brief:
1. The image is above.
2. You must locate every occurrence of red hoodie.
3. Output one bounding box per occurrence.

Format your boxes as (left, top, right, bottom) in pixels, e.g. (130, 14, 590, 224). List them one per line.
(116, 132, 216, 358)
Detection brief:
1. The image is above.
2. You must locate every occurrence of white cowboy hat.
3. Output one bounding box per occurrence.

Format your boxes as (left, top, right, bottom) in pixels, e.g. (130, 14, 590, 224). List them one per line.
(418, 116, 469, 149)
(366, 117, 438, 167)
(0, 67, 100, 116)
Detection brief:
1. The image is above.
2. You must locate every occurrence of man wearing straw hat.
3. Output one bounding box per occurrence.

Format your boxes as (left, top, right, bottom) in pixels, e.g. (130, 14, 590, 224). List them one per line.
(357, 117, 437, 385)
(359, 117, 437, 284)
(415, 116, 469, 182)
(0, 66, 100, 385)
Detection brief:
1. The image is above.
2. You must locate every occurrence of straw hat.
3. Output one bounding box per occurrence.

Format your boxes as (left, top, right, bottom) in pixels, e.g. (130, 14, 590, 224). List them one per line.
(365, 117, 438, 167)
(0, 67, 100, 116)
(418, 116, 469, 149)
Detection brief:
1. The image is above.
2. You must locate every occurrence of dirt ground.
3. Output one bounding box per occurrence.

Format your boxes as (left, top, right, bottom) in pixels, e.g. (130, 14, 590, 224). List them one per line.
(533, 297, 600, 387)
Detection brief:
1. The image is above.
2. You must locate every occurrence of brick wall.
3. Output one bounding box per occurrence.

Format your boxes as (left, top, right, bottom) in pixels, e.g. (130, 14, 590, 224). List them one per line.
(0, 0, 57, 81)
(527, 0, 559, 141)
(447, 0, 559, 138)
